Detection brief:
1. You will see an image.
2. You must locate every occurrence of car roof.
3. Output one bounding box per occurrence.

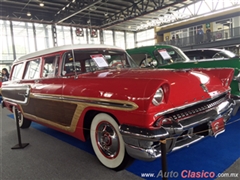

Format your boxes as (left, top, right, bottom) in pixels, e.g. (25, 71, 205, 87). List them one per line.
(183, 48, 225, 52)
(15, 44, 124, 62)
(127, 44, 177, 51)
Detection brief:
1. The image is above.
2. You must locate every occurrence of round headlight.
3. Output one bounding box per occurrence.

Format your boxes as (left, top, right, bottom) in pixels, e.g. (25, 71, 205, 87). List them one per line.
(152, 88, 164, 106)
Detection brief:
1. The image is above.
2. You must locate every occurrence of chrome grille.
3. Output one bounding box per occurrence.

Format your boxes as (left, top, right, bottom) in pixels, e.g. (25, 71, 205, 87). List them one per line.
(166, 94, 227, 121)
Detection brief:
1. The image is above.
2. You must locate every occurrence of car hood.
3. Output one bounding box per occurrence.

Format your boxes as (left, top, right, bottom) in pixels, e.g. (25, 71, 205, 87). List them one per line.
(81, 68, 232, 110)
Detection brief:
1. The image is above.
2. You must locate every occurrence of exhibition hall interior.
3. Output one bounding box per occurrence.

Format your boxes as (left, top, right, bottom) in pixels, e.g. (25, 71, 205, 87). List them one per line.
(0, 0, 240, 180)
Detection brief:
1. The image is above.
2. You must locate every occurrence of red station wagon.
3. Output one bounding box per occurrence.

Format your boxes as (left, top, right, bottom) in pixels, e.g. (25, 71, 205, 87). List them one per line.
(0, 44, 236, 170)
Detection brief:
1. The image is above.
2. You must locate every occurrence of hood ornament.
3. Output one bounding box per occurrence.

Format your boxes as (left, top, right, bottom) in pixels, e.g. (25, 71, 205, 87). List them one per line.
(200, 83, 208, 92)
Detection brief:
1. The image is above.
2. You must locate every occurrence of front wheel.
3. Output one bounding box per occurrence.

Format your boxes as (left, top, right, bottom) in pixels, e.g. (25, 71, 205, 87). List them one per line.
(12, 106, 32, 129)
(90, 113, 133, 171)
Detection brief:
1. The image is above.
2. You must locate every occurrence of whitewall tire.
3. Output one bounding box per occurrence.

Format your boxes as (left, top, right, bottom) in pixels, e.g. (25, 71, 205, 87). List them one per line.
(90, 113, 133, 170)
(13, 106, 32, 129)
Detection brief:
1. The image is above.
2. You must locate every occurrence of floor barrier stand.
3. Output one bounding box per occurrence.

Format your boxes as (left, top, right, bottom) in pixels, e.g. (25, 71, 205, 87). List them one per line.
(11, 108, 29, 149)
(160, 139, 168, 180)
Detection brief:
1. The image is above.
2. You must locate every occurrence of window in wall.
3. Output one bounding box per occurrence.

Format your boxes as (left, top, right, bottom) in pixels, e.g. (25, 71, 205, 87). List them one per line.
(64, 26, 72, 45)
(103, 30, 114, 45)
(137, 40, 155, 47)
(126, 32, 135, 49)
(115, 31, 125, 49)
(12, 21, 34, 58)
(11, 63, 24, 80)
(56, 25, 72, 45)
(232, 16, 240, 37)
(35, 23, 53, 50)
(27, 23, 36, 53)
(46, 25, 53, 48)
(24, 59, 41, 79)
(73, 27, 87, 44)
(214, 19, 232, 40)
(0, 20, 13, 61)
(57, 25, 65, 46)
(136, 28, 154, 42)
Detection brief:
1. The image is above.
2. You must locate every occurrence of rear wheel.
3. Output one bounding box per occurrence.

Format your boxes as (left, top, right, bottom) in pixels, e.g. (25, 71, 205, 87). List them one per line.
(90, 113, 133, 171)
(12, 106, 32, 129)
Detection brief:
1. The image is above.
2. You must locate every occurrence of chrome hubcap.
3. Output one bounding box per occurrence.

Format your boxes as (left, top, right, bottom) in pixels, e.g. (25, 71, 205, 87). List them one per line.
(96, 122, 119, 158)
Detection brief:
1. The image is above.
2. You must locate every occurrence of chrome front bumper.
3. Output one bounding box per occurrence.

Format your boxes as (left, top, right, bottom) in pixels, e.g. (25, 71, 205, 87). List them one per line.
(119, 99, 234, 161)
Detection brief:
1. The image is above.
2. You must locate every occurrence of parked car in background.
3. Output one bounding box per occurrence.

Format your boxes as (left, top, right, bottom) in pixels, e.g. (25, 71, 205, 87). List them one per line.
(183, 48, 238, 61)
(0, 44, 236, 170)
(127, 45, 240, 115)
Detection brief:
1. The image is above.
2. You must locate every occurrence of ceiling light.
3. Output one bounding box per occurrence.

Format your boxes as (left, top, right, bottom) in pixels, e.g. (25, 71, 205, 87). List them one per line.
(39, 2, 44, 7)
(27, 12, 31, 16)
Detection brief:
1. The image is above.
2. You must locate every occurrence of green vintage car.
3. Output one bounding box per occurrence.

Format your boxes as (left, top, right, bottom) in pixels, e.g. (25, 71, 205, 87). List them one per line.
(127, 45, 240, 115)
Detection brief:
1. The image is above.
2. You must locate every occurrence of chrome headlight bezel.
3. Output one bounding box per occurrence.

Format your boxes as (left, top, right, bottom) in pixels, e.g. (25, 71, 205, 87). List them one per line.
(152, 88, 164, 106)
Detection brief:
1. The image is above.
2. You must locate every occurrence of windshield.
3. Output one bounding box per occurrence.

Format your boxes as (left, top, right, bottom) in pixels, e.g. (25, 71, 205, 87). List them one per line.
(62, 48, 138, 75)
(154, 47, 190, 65)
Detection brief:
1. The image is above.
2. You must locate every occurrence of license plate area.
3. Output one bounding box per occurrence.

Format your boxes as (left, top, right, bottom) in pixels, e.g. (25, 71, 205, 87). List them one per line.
(211, 117, 225, 137)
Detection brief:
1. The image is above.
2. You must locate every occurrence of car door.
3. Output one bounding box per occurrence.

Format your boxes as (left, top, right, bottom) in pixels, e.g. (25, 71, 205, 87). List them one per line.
(31, 54, 68, 128)
(1, 62, 30, 106)
(14, 58, 42, 121)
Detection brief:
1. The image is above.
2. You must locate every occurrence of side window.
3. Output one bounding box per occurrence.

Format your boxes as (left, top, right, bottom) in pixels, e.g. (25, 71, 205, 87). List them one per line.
(213, 52, 225, 59)
(42, 55, 60, 77)
(11, 63, 24, 80)
(85, 59, 98, 72)
(24, 59, 41, 79)
(62, 52, 81, 75)
(130, 53, 146, 66)
(140, 55, 157, 68)
(154, 50, 164, 65)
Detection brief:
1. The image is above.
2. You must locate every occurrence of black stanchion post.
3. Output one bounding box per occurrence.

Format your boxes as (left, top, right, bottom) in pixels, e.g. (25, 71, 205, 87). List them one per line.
(160, 139, 168, 180)
(11, 107, 29, 149)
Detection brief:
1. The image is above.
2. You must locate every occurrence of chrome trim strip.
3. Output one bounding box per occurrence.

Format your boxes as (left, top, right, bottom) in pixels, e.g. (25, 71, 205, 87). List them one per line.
(2, 85, 31, 105)
(125, 143, 161, 159)
(172, 135, 204, 151)
(154, 92, 228, 117)
(120, 129, 169, 140)
(31, 93, 138, 110)
(2, 98, 28, 105)
(32, 94, 62, 100)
